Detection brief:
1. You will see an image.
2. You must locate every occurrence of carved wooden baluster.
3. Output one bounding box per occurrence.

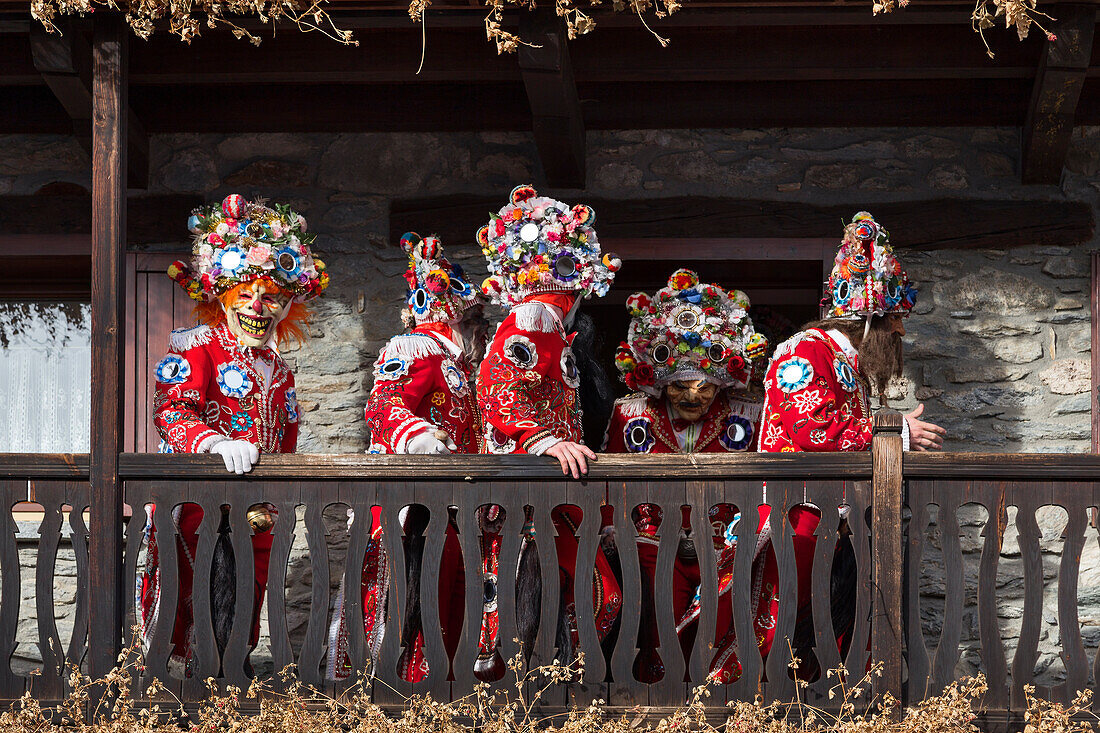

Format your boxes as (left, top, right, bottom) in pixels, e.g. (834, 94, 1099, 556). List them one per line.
(844, 480, 872, 683)
(376, 483, 413, 704)
(140, 483, 182, 696)
(649, 480, 687, 707)
(66, 486, 90, 692)
(568, 478, 607, 707)
(807, 483, 841, 707)
(298, 494, 330, 689)
(976, 482, 1009, 709)
(686, 480, 719, 688)
(494, 482, 526, 678)
(0, 480, 25, 698)
(451, 479, 492, 699)
(931, 482, 964, 695)
(182, 487, 225, 699)
(529, 481, 566, 707)
(342, 485, 377, 688)
(264, 484, 300, 693)
(764, 480, 797, 703)
(1012, 489, 1044, 709)
(414, 479, 451, 701)
(31, 480, 65, 700)
(1057, 484, 1090, 705)
(728, 490, 762, 704)
(222, 488, 260, 691)
(904, 482, 933, 701)
(609, 480, 644, 707)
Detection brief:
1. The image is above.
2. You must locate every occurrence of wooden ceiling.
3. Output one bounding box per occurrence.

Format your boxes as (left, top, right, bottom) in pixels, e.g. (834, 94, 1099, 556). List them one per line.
(0, 1, 1097, 186)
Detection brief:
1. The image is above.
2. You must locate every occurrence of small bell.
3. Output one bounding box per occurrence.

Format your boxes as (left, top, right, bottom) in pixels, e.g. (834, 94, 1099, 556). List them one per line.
(247, 503, 275, 533)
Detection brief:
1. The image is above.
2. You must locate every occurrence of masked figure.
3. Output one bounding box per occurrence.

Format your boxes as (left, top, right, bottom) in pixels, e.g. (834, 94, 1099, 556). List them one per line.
(475, 185, 623, 675)
(602, 269, 771, 683)
(759, 212, 942, 676)
(140, 194, 329, 671)
(327, 233, 487, 682)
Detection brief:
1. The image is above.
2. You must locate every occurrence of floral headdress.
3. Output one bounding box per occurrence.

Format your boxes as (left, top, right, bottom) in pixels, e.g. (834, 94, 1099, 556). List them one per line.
(823, 212, 917, 320)
(614, 269, 770, 397)
(477, 184, 621, 307)
(168, 194, 329, 303)
(400, 232, 482, 327)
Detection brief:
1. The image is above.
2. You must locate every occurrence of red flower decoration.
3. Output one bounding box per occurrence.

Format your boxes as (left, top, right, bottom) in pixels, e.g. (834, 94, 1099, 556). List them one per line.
(726, 355, 745, 374)
(634, 363, 655, 386)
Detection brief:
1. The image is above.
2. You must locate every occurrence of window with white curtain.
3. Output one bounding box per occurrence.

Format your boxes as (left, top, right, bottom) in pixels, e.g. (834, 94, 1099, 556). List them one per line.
(0, 302, 90, 452)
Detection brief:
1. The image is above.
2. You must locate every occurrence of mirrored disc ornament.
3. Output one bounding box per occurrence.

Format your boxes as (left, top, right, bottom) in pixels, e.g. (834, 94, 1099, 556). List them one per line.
(519, 222, 540, 242)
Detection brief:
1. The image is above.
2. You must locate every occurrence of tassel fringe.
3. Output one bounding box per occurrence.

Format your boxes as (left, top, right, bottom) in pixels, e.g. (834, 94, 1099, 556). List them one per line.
(169, 324, 213, 352)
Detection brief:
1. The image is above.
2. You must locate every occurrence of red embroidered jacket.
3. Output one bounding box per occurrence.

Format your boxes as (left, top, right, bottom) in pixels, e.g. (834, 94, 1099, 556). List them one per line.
(365, 326, 481, 454)
(477, 299, 581, 454)
(759, 328, 872, 453)
(152, 322, 298, 454)
(602, 392, 761, 454)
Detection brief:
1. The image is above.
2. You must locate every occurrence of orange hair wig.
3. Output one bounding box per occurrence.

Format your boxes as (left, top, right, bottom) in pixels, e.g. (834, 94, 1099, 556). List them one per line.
(194, 277, 310, 349)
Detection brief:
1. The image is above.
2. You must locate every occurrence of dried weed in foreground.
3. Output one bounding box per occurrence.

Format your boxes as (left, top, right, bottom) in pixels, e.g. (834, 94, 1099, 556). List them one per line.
(2, 634, 1097, 733)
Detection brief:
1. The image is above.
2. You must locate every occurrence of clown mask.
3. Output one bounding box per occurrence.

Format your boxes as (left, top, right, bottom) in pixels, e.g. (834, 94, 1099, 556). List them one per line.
(664, 379, 719, 423)
(223, 280, 293, 348)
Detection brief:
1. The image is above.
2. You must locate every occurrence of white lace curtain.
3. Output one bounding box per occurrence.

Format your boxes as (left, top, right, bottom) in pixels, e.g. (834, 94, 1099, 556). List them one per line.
(0, 303, 90, 453)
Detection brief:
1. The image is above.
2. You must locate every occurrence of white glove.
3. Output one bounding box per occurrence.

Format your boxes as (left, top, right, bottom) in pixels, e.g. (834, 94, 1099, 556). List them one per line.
(407, 430, 457, 455)
(210, 440, 260, 474)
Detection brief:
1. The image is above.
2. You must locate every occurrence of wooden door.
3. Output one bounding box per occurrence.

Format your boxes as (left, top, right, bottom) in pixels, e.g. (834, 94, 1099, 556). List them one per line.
(123, 253, 199, 452)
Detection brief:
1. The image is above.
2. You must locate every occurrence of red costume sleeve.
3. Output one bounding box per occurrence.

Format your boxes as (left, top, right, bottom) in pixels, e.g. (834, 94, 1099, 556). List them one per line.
(477, 308, 571, 454)
(763, 338, 872, 452)
(601, 402, 629, 453)
(364, 336, 443, 453)
(152, 344, 226, 454)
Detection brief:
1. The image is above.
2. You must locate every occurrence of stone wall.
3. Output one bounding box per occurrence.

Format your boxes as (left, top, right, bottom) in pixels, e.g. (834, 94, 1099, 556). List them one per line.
(2, 126, 1100, 686)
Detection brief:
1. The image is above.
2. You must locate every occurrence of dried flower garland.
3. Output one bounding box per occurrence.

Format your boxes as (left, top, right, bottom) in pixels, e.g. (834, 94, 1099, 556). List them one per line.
(31, 0, 357, 46)
(873, 0, 1055, 58)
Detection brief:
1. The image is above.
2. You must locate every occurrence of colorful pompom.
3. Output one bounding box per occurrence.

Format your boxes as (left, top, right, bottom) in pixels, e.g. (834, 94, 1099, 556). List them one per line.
(222, 194, 246, 220)
(572, 204, 595, 226)
(602, 253, 622, 272)
(626, 292, 651, 317)
(400, 232, 420, 254)
(667, 268, 699, 291)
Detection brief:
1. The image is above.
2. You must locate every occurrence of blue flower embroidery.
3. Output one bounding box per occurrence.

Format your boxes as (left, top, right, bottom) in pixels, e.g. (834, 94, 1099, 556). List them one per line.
(216, 362, 253, 398)
(161, 411, 183, 425)
(230, 411, 254, 432)
(776, 356, 814, 393)
(624, 417, 655, 453)
(833, 357, 858, 392)
(719, 414, 754, 451)
(285, 387, 299, 423)
(154, 354, 191, 384)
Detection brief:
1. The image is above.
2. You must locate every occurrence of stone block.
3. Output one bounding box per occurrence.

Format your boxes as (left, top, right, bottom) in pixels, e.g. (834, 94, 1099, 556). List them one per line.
(1042, 256, 1090, 279)
(1052, 394, 1091, 415)
(159, 147, 219, 193)
(977, 151, 1014, 177)
(926, 164, 968, 190)
(992, 338, 1042, 364)
(943, 365, 1030, 384)
(956, 317, 1041, 337)
(934, 269, 1055, 316)
(900, 135, 960, 159)
(216, 133, 322, 161)
(474, 153, 534, 184)
(803, 163, 861, 189)
(649, 151, 725, 183)
(1053, 297, 1084, 311)
(224, 159, 312, 188)
(0, 135, 89, 175)
(1039, 359, 1091, 394)
(321, 200, 386, 231)
(318, 134, 467, 195)
(592, 161, 643, 190)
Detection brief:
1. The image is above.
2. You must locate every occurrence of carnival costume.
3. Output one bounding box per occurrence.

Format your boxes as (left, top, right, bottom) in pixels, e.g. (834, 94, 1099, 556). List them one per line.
(140, 194, 329, 670)
(758, 212, 917, 670)
(327, 233, 483, 682)
(475, 185, 623, 673)
(602, 269, 772, 682)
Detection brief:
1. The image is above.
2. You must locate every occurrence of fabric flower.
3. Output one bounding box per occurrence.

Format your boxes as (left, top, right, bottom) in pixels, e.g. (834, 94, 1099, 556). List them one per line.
(246, 245, 271, 267)
(633, 363, 655, 386)
(424, 269, 450, 294)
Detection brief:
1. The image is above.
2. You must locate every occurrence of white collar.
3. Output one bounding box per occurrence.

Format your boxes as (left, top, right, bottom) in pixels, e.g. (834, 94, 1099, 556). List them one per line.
(432, 330, 464, 359)
(825, 328, 858, 364)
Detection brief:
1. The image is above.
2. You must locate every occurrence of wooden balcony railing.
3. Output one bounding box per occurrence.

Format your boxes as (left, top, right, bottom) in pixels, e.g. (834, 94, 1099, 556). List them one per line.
(2, 415, 1100, 717)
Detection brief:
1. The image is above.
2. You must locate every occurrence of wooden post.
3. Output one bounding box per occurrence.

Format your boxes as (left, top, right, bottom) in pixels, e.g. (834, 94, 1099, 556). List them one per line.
(88, 16, 127, 678)
(871, 410, 904, 711)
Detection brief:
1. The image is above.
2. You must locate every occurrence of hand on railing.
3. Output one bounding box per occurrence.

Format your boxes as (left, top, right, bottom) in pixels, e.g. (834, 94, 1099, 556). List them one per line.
(904, 403, 946, 451)
(210, 439, 260, 473)
(407, 430, 458, 454)
(545, 440, 597, 479)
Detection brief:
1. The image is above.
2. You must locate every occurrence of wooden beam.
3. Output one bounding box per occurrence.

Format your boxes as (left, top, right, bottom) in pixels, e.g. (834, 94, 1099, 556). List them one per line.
(870, 410, 904, 713)
(0, 194, 201, 244)
(392, 196, 1095, 251)
(1021, 3, 1097, 184)
(88, 15, 127, 679)
(519, 8, 585, 188)
(30, 20, 149, 188)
